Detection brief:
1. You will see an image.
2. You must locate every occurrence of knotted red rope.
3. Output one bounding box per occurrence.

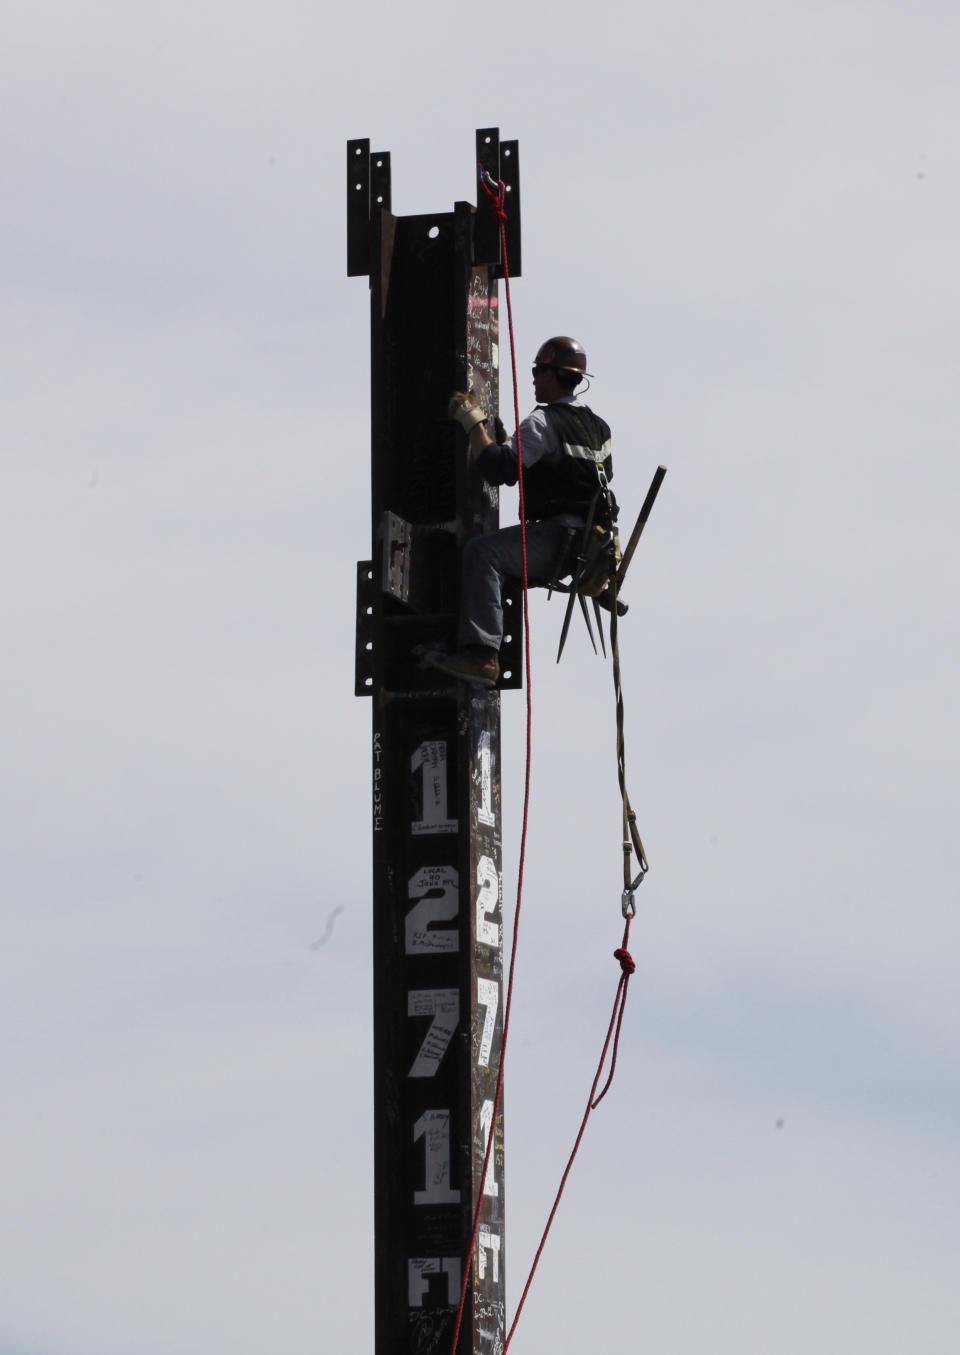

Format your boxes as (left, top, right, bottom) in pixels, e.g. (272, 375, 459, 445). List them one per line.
(591, 923, 635, 1110)
(615, 946, 636, 974)
(502, 915, 635, 1349)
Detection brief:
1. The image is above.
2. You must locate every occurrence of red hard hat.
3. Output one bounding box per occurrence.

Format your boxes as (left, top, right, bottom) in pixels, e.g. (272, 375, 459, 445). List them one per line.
(535, 336, 593, 378)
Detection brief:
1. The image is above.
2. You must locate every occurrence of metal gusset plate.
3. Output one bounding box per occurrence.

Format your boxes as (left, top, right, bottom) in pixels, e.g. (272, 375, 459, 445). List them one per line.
(370, 150, 391, 217)
(498, 577, 524, 689)
(347, 138, 371, 277)
(382, 511, 411, 604)
(498, 139, 521, 278)
(355, 559, 377, 695)
(346, 140, 392, 278)
(474, 127, 501, 268)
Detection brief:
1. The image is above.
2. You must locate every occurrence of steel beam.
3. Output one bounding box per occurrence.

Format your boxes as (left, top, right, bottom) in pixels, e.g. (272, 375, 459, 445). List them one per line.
(350, 130, 522, 1355)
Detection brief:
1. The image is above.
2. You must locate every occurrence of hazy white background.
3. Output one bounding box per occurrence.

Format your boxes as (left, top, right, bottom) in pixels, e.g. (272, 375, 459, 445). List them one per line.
(3, 2, 958, 1352)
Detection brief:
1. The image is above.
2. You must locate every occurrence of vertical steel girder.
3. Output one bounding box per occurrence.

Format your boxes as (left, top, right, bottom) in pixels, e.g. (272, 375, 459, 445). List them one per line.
(349, 131, 522, 1355)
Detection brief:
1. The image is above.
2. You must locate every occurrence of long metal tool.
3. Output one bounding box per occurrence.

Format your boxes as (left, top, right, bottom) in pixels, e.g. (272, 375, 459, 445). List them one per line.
(556, 502, 600, 662)
(578, 592, 599, 654)
(616, 464, 667, 589)
(593, 596, 607, 657)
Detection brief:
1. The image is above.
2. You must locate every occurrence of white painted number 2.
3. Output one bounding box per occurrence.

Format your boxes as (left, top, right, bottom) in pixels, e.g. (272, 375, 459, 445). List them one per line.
(475, 855, 500, 949)
(406, 865, 459, 955)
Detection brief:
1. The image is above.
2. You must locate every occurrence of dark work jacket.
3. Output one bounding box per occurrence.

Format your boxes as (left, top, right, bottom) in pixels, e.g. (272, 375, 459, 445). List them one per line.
(522, 403, 616, 523)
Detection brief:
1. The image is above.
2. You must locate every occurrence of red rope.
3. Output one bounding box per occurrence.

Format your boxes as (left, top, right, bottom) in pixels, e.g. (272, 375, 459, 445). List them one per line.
(449, 170, 533, 1355)
(452, 171, 637, 1355)
(502, 916, 635, 1350)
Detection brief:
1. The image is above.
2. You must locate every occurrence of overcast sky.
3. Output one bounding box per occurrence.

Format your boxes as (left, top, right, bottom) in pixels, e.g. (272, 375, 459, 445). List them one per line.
(3, 2, 958, 1353)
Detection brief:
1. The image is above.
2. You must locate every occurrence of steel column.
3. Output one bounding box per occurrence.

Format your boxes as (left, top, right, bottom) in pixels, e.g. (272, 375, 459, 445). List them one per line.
(350, 131, 522, 1355)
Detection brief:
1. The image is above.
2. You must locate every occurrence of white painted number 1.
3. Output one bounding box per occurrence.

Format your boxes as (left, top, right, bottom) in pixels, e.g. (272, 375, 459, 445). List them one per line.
(411, 741, 457, 836)
(413, 1110, 460, 1205)
(479, 1098, 499, 1198)
(477, 730, 495, 828)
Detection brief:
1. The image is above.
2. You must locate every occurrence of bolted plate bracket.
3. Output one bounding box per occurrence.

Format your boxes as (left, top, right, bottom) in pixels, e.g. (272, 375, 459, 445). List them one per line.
(347, 139, 371, 277)
(382, 510, 412, 604)
(347, 140, 393, 279)
(355, 560, 377, 696)
(498, 139, 521, 279)
(497, 577, 523, 689)
(473, 129, 522, 279)
(474, 127, 501, 268)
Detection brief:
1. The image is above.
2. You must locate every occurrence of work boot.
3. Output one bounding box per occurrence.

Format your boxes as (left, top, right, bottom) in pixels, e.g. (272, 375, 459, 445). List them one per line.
(425, 646, 500, 687)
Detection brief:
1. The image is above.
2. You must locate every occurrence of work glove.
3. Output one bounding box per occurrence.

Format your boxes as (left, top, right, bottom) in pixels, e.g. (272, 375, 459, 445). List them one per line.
(447, 390, 487, 434)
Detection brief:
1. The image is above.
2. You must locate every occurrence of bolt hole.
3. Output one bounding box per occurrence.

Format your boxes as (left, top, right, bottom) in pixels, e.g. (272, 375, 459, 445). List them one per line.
(428, 225, 439, 239)
(376, 159, 383, 167)
(504, 634, 512, 644)
(484, 136, 492, 144)
(376, 195, 383, 204)
(505, 184, 512, 193)
(354, 147, 362, 156)
(364, 677, 373, 687)
(502, 671, 512, 680)
(355, 183, 363, 191)
(503, 147, 511, 157)
(365, 641, 373, 651)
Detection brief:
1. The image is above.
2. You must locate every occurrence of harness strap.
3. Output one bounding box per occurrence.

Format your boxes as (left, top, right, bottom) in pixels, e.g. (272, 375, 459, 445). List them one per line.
(607, 551, 648, 907)
(546, 526, 579, 598)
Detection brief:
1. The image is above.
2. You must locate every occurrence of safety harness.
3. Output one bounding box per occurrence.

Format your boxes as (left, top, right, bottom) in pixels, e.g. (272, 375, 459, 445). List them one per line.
(521, 402, 614, 522)
(548, 461, 622, 660)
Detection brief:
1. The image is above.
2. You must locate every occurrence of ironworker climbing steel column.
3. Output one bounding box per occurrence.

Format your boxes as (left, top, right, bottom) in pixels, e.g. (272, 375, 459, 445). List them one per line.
(348, 128, 666, 1355)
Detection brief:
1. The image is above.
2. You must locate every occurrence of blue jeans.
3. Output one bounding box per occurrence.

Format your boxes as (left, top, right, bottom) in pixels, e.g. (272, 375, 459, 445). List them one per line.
(458, 520, 578, 649)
